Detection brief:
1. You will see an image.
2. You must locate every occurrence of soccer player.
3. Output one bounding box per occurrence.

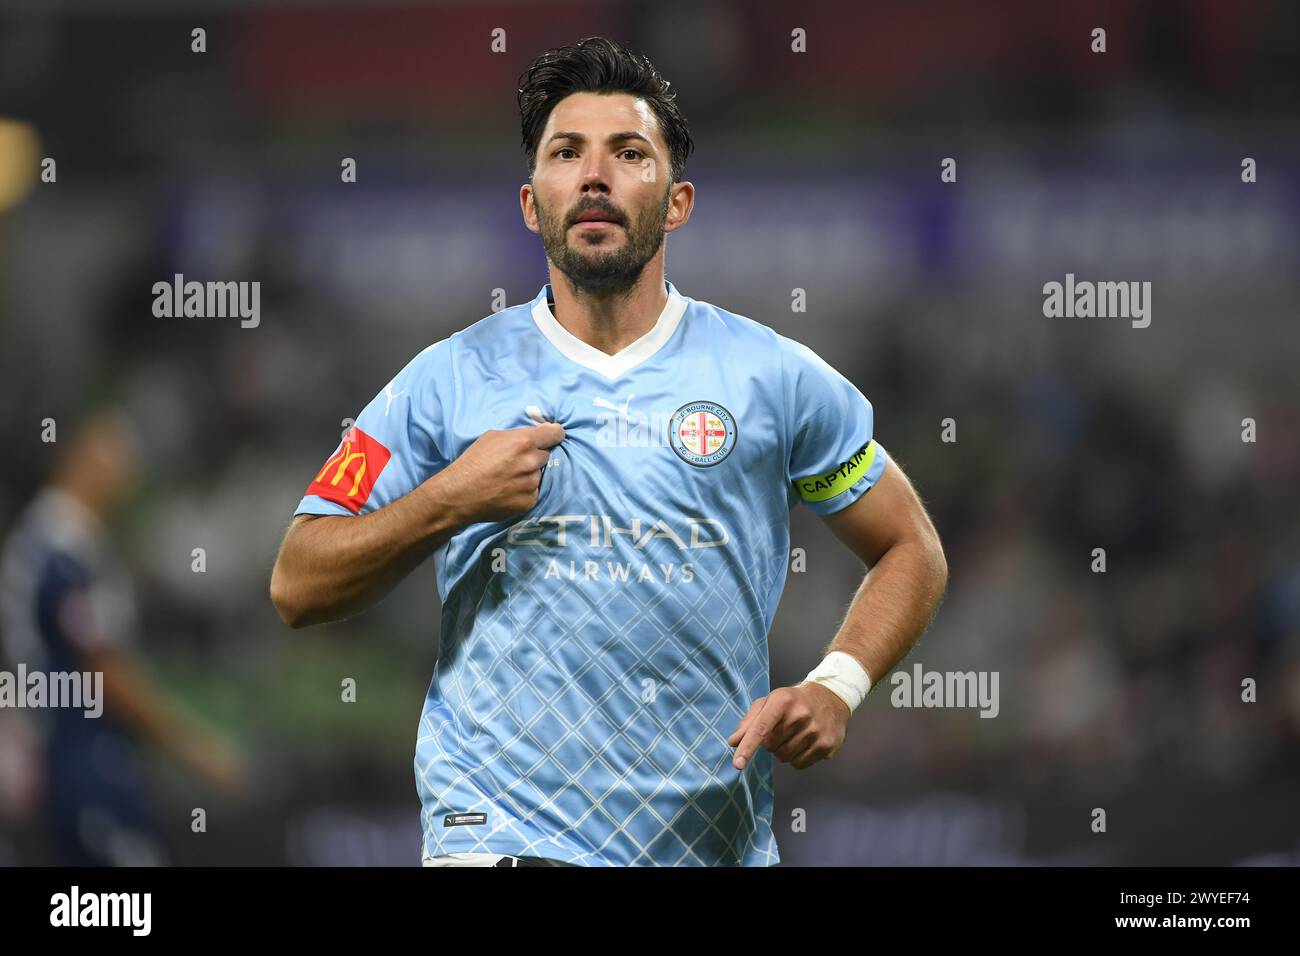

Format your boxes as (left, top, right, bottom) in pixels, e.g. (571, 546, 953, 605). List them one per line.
(0, 409, 247, 865)
(270, 36, 947, 867)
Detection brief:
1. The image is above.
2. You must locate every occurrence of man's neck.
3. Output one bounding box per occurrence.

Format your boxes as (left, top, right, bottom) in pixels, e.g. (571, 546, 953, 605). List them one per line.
(547, 269, 669, 357)
(47, 480, 106, 530)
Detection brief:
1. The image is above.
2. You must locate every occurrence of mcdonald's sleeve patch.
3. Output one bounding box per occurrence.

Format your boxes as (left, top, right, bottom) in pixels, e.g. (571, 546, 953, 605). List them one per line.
(305, 427, 392, 513)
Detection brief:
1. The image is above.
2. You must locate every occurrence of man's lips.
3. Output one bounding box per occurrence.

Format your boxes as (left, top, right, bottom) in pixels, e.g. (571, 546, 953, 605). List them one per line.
(572, 210, 622, 229)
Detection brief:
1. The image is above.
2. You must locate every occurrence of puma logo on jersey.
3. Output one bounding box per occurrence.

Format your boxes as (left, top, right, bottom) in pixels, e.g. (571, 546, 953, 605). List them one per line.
(383, 381, 407, 416)
(592, 392, 637, 418)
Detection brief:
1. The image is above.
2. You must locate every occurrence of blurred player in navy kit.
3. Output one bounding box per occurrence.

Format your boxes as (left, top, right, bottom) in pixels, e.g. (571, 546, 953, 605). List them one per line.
(0, 408, 247, 865)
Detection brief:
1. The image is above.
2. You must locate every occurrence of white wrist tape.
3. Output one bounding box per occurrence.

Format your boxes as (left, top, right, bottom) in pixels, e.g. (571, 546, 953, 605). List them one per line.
(801, 651, 872, 714)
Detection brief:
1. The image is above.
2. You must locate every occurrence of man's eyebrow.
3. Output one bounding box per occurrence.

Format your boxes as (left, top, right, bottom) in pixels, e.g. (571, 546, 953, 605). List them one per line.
(544, 131, 655, 148)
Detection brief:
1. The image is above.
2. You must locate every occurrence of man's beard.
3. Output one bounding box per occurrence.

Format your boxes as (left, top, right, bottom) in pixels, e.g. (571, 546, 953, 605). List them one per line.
(535, 188, 670, 296)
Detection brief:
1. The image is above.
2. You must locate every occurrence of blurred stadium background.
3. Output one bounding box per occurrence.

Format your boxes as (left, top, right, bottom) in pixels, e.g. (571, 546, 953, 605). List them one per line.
(1, 0, 1298, 865)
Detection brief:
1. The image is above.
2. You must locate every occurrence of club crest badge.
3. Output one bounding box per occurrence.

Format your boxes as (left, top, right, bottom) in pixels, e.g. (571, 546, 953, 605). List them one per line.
(668, 401, 738, 467)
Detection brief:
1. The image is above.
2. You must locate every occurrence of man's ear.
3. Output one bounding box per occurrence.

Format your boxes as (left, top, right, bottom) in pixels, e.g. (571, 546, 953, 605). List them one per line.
(665, 180, 695, 234)
(520, 183, 540, 234)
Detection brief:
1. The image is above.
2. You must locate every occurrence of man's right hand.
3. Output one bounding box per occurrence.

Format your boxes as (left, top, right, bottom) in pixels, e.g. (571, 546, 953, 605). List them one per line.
(182, 731, 251, 796)
(271, 422, 566, 629)
(435, 422, 566, 525)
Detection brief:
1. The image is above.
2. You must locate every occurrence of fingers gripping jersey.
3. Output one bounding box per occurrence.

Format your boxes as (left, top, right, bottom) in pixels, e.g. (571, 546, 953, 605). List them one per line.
(294, 280, 889, 866)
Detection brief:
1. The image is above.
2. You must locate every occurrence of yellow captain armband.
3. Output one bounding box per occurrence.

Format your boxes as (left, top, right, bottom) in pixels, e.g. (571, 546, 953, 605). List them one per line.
(794, 439, 878, 503)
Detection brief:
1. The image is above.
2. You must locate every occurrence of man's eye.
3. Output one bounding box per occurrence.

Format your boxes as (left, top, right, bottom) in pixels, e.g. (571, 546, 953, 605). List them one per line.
(620, 149, 642, 160)
(555, 148, 577, 159)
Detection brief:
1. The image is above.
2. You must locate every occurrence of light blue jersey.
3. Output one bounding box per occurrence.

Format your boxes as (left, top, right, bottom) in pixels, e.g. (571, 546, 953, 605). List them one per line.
(294, 279, 889, 866)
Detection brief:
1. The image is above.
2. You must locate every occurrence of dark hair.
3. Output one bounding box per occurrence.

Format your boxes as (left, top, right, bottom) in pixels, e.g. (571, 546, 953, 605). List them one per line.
(517, 36, 694, 184)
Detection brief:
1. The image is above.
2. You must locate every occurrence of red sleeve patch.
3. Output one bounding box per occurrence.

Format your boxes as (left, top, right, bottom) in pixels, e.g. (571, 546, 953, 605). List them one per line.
(305, 427, 392, 513)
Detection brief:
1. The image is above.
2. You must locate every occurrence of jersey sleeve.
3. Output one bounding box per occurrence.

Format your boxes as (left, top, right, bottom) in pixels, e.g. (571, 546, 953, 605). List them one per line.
(779, 334, 889, 516)
(295, 338, 454, 518)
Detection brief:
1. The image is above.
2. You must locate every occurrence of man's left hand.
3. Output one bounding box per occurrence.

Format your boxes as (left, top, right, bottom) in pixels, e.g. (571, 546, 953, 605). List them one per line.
(727, 682, 851, 771)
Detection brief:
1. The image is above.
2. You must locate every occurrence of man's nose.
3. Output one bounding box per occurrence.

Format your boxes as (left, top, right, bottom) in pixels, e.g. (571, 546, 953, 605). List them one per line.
(580, 160, 611, 193)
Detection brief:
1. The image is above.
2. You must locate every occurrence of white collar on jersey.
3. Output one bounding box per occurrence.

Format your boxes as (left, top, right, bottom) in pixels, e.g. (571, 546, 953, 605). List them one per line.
(530, 279, 688, 380)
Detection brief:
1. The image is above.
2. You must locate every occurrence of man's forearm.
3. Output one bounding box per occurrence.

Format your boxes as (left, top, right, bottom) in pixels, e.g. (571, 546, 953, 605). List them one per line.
(825, 538, 948, 685)
(270, 473, 466, 628)
(89, 648, 226, 770)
